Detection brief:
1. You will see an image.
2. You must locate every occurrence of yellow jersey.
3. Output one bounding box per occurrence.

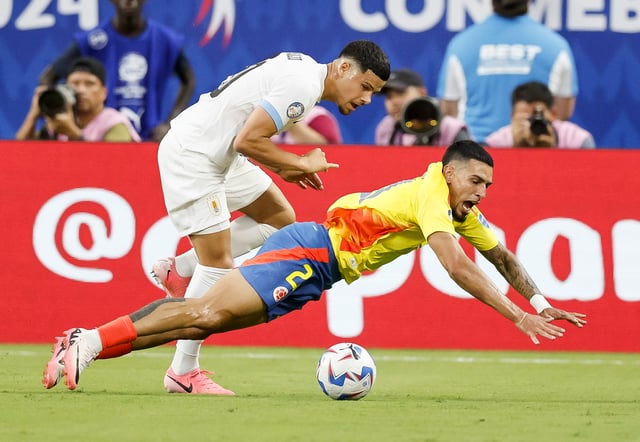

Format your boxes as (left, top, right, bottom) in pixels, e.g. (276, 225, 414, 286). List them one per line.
(324, 162, 499, 283)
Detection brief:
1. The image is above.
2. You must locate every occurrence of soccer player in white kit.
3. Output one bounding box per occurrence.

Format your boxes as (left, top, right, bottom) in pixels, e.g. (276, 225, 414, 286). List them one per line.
(41, 40, 391, 394)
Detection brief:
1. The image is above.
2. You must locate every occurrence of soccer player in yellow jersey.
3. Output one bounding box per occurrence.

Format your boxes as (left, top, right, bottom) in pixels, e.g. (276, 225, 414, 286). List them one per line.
(46, 140, 586, 392)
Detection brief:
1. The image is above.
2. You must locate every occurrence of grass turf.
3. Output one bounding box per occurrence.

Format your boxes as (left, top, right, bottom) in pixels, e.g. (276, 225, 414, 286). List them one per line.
(1, 345, 638, 441)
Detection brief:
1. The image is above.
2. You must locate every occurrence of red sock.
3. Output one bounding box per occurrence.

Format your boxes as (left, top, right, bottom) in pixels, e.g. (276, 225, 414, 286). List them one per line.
(97, 342, 133, 360)
(97, 315, 138, 349)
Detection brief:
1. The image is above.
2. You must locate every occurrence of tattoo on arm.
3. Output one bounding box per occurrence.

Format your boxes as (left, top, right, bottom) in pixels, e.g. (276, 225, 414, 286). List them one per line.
(481, 244, 540, 300)
(129, 298, 185, 322)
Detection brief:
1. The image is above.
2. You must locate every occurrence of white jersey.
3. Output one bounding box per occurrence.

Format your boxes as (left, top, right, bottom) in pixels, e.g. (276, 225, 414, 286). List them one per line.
(169, 52, 327, 169)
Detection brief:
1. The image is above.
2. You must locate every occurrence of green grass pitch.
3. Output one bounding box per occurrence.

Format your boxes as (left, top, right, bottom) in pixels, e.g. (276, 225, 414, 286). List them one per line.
(1, 344, 638, 441)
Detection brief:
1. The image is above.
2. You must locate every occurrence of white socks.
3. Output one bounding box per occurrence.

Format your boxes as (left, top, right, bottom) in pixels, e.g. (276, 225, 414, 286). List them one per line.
(170, 264, 231, 375)
(173, 217, 278, 279)
(84, 329, 103, 353)
(229, 216, 278, 258)
(174, 248, 197, 277)
(169, 217, 278, 375)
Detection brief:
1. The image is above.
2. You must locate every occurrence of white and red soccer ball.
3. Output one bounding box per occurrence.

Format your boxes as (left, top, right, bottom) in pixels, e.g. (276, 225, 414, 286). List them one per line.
(316, 342, 376, 400)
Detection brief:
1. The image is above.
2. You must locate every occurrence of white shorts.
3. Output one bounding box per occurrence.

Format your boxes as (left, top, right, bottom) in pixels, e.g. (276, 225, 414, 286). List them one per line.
(157, 131, 272, 236)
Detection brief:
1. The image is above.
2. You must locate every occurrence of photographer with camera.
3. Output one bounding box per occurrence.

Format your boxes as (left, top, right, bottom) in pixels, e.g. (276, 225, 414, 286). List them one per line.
(39, 0, 194, 142)
(16, 57, 140, 142)
(375, 69, 470, 146)
(485, 81, 594, 149)
(436, 0, 579, 144)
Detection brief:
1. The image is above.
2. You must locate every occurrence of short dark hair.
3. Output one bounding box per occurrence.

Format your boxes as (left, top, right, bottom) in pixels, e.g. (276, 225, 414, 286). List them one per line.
(492, 0, 528, 17)
(67, 57, 107, 85)
(339, 40, 390, 82)
(511, 81, 553, 108)
(442, 140, 494, 167)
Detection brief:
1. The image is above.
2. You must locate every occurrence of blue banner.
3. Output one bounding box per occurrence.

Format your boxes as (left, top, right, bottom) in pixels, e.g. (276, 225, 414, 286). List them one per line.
(1, 0, 638, 147)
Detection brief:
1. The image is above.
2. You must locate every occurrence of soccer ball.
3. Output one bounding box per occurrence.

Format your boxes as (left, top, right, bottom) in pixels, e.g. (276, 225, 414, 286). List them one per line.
(316, 342, 376, 400)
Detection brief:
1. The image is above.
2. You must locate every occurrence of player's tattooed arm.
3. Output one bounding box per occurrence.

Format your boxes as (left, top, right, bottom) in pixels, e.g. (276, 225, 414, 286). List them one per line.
(129, 298, 185, 322)
(481, 243, 587, 328)
(480, 243, 540, 301)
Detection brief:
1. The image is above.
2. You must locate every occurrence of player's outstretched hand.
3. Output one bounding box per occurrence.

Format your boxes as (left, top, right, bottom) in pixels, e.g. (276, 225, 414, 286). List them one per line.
(279, 171, 325, 190)
(278, 147, 339, 190)
(515, 313, 566, 345)
(301, 147, 339, 174)
(540, 307, 587, 328)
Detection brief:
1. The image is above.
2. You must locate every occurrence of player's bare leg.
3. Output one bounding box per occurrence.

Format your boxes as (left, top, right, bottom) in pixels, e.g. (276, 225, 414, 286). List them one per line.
(166, 184, 292, 393)
(61, 270, 267, 391)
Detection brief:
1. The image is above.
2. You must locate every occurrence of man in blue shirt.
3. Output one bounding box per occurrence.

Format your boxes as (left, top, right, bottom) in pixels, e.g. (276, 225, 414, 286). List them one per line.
(39, 0, 195, 141)
(436, 0, 578, 143)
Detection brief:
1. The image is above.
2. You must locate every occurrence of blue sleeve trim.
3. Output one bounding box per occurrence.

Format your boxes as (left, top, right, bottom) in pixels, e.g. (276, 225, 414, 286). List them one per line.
(259, 100, 283, 131)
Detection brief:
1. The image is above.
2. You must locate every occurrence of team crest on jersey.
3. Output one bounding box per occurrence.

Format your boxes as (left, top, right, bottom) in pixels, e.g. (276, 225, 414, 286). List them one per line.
(119, 53, 148, 84)
(207, 194, 222, 216)
(273, 286, 289, 302)
(287, 102, 305, 119)
(88, 29, 108, 50)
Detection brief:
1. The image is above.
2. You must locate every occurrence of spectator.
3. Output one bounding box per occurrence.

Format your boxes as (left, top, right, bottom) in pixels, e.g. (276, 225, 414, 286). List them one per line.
(436, 0, 578, 143)
(39, 0, 195, 141)
(485, 81, 595, 148)
(272, 105, 343, 144)
(375, 69, 470, 146)
(16, 57, 140, 142)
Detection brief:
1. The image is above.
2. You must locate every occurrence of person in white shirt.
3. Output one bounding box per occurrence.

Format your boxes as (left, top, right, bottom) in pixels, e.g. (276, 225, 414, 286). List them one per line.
(41, 40, 390, 396)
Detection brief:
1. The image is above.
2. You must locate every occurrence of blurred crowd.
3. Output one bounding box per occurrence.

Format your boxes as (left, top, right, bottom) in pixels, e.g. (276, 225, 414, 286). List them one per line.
(17, 0, 595, 149)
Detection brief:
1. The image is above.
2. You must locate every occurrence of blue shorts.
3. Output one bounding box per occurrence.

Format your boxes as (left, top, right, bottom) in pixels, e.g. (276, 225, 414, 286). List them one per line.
(238, 222, 342, 321)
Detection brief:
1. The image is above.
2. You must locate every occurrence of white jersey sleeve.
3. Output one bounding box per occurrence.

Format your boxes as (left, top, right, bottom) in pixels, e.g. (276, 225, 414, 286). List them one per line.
(257, 52, 326, 132)
(168, 51, 326, 167)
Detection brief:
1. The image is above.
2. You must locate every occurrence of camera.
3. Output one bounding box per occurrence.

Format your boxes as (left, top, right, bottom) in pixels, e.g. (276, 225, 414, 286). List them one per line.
(528, 106, 550, 136)
(400, 96, 442, 145)
(38, 83, 76, 118)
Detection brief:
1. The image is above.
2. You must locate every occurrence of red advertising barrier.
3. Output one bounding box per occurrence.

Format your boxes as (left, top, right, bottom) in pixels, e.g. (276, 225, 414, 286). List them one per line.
(2, 141, 638, 352)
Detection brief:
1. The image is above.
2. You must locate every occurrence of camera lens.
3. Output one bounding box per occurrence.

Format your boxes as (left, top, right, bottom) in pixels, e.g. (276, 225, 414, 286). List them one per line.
(528, 107, 550, 136)
(530, 118, 549, 136)
(38, 89, 68, 118)
(401, 97, 441, 138)
(38, 84, 76, 118)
